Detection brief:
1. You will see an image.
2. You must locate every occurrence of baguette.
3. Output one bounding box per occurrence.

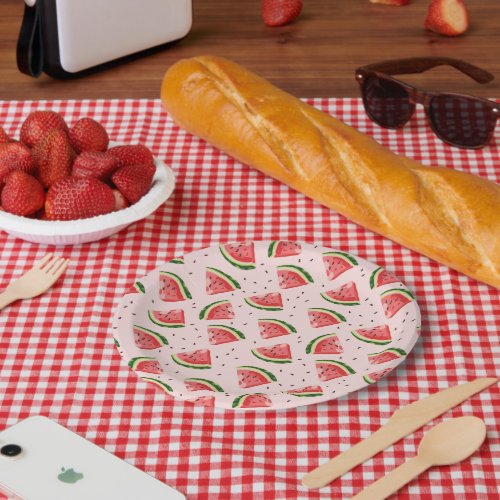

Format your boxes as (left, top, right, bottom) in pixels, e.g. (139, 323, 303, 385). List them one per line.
(161, 55, 500, 289)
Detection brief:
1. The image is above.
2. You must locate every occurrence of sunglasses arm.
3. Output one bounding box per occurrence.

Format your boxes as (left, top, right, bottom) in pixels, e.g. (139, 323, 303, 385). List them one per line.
(360, 57, 494, 84)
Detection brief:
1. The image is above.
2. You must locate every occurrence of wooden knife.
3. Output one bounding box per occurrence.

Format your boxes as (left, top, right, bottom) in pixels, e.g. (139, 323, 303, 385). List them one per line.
(302, 377, 497, 489)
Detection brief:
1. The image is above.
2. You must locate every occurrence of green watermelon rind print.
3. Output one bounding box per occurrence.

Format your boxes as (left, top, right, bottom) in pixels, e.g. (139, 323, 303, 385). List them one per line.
(267, 241, 279, 257)
(287, 390, 324, 397)
(258, 318, 297, 333)
(232, 393, 268, 408)
(238, 365, 277, 382)
(159, 271, 192, 299)
(308, 308, 347, 323)
(148, 310, 185, 328)
(368, 348, 407, 361)
(128, 356, 159, 370)
(316, 359, 356, 375)
(208, 325, 246, 340)
(134, 281, 146, 293)
(244, 298, 283, 311)
(185, 378, 224, 392)
(207, 267, 241, 290)
(277, 264, 314, 284)
(169, 257, 184, 264)
(351, 326, 392, 345)
(369, 267, 384, 289)
(322, 251, 358, 266)
(250, 347, 292, 364)
(380, 288, 415, 300)
(199, 300, 231, 320)
(133, 325, 169, 347)
(141, 377, 173, 393)
(171, 353, 211, 369)
(219, 244, 256, 270)
(320, 292, 360, 306)
(305, 333, 340, 354)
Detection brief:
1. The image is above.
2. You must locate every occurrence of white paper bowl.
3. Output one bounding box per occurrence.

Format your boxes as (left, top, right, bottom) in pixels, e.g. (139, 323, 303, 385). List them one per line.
(0, 152, 176, 246)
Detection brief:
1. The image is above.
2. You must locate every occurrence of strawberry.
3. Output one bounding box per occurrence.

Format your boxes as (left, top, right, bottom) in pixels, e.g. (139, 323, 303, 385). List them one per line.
(69, 117, 109, 153)
(20, 110, 68, 148)
(33, 129, 74, 188)
(72, 151, 119, 181)
(112, 189, 130, 211)
(45, 177, 116, 221)
(424, 0, 469, 36)
(106, 144, 156, 175)
(262, 0, 303, 27)
(369, 0, 410, 5)
(0, 126, 10, 144)
(111, 164, 154, 204)
(1, 170, 45, 216)
(0, 142, 37, 183)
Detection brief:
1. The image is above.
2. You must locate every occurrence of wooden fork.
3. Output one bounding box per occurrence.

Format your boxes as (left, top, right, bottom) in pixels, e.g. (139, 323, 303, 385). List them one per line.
(0, 254, 70, 310)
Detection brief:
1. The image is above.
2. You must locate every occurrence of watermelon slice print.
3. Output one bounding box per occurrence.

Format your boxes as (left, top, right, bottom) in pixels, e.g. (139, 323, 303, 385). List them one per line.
(141, 378, 173, 394)
(306, 333, 343, 354)
(199, 300, 235, 320)
(381, 289, 415, 318)
(316, 360, 355, 381)
(168, 257, 184, 264)
(172, 349, 212, 369)
(232, 393, 273, 408)
(352, 324, 392, 345)
(321, 281, 360, 306)
(220, 242, 256, 270)
(287, 386, 324, 397)
(184, 378, 224, 392)
(159, 271, 192, 302)
(363, 367, 394, 384)
(128, 357, 162, 374)
(245, 292, 283, 311)
(308, 308, 346, 328)
(148, 309, 185, 328)
(187, 395, 215, 406)
(125, 281, 145, 295)
(206, 267, 241, 295)
(258, 318, 296, 339)
(133, 325, 168, 350)
(237, 366, 277, 388)
(368, 348, 407, 365)
(370, 267, 399, 289)
(277, 265, 314, 289)
(268, 241, 302, 257)
(322, 251, 358, 280)
(251, 343, 292, 363)
(207, 325, 245, 345)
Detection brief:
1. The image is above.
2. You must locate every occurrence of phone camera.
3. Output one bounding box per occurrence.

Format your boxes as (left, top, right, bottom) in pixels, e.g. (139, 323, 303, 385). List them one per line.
(0, 444, 22, 457)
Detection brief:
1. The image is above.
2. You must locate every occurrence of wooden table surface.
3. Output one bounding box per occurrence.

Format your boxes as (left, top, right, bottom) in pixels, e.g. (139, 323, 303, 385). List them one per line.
(0, 0, 499, 100)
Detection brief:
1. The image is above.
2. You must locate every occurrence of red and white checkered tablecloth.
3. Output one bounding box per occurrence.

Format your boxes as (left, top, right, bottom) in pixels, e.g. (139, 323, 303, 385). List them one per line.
(0, 98, 498, 500)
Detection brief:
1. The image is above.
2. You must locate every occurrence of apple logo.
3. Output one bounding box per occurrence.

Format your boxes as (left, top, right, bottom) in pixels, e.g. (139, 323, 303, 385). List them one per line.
(58, 467, 84, 484)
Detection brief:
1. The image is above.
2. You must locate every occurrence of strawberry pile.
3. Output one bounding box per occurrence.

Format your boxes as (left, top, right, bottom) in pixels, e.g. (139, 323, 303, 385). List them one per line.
(0, 110, 155, 220)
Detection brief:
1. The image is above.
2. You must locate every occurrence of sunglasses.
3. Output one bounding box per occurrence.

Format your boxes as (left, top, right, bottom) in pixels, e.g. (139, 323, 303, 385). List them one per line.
(355, 57, 499, 149)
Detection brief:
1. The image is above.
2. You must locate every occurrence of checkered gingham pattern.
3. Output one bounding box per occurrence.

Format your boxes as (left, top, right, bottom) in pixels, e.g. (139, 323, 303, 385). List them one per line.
(0, 99, 498, 500)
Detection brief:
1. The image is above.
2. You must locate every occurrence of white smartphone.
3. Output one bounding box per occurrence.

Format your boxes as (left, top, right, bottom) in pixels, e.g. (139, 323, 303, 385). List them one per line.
(0, 416, 185, 500)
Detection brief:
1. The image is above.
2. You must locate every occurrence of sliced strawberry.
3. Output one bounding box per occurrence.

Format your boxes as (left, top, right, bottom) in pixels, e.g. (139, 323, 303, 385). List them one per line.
(72, 151, 119, 181)
(262, 0, 303, 27)
(0, 142, 37, 183)
(1, 170, 45, 216)
(111, 164, 154, 204)
(33, 129, 74, 188)
(69, 117, 109, 153)
(106, 144, 156, 175)
(424, 0, 469, 36)
(20, 110, 68, 148)
(45, 177, 116, 221)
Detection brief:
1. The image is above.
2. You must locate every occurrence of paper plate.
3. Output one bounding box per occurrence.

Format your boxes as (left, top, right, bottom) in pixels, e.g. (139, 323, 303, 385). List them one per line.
(112, 242, 420, 410)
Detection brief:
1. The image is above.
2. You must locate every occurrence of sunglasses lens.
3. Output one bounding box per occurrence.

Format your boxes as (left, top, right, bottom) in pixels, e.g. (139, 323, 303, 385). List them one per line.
(362, 76, 413, 128)
(428, 95, 495, 148)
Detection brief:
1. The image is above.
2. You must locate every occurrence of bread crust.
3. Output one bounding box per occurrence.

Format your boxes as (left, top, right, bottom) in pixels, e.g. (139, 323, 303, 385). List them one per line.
(161, 55, 500, 288)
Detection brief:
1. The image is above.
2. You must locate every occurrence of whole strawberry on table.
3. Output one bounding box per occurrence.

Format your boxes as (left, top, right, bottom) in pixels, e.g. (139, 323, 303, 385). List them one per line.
(0, 110, 156, 221)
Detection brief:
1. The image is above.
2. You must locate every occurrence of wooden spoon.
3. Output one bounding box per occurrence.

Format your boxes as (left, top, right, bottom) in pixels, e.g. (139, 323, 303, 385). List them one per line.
(351, 416, 487, 500)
